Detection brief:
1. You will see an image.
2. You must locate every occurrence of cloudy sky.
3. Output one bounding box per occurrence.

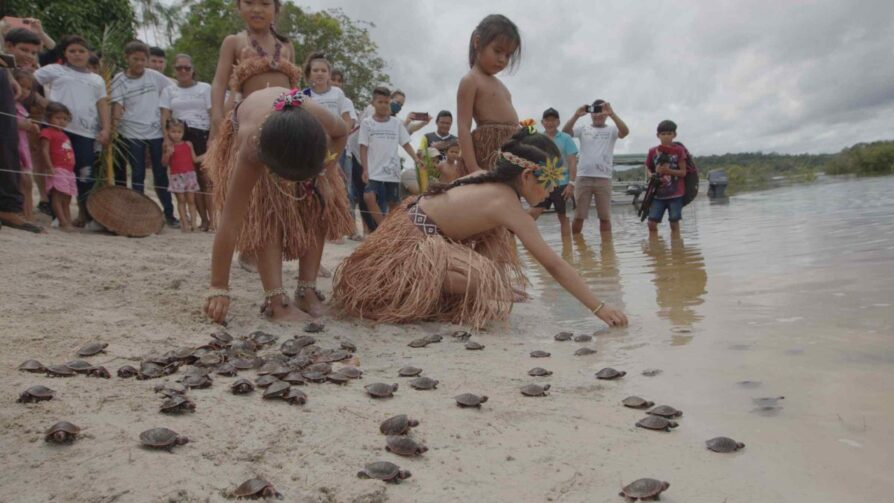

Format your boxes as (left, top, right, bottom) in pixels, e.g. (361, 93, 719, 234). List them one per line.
(156, 0, 894, 155)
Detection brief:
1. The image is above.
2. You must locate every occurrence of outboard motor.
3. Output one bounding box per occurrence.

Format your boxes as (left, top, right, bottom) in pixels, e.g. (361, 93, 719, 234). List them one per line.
(708, 170, 728, 199)
(626, 184, 645, 206)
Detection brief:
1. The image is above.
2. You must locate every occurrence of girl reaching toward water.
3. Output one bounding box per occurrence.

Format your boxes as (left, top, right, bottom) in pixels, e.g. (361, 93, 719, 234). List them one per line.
(332, 129, 628, 329)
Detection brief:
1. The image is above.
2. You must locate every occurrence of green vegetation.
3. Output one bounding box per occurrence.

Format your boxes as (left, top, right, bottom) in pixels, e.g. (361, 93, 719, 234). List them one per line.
(826, 141, 894, 177)
(4, 0, 136, 50)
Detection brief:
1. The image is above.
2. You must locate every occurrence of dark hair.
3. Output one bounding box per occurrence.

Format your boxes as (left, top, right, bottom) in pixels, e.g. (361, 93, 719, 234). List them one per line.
(372, 86, 391, 99)
(592, 99, 606, 108)
(542, 107, 559, 120)
(257, 107, 328, 182)
(657, 120, 677, 134)
(330, 68, 344, 81)
(303, 51, 331, 79)
(426, 128, 551, 196)
(436, 110, 453, 121)
(124, 40, 150, 56)
(166, 118, 185, 131)
(445, 140, 460, 150)
(4, 28, 41, 46)
(58, 35, 90, 63)
(391, 89, 406, 99)
(88, 54, 100, 67)
(513, 127, 561, 159)
(468, 14, 522, 71)
(235, 0, 289, 43)
(45, 101, 72, 121)
(149, 46, 166, 58)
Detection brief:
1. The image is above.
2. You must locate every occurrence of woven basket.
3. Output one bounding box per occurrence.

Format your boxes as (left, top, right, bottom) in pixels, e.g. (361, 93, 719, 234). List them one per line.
(86, 185, 164, 237)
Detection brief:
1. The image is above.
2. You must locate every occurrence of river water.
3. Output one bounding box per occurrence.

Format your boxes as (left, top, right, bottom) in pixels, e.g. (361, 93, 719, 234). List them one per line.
(523, 175, 894, 500)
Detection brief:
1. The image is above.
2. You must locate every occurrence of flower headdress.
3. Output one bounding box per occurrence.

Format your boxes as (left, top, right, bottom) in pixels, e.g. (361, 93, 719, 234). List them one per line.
(273, 88, 305, 111)
(519, 118, 537, 135)
(500, 151, 564, 190)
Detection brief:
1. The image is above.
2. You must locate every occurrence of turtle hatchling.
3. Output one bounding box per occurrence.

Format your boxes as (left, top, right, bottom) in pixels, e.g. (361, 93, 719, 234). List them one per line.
(407, 338, 429, 348)
(574, 347, 598, 356)
(19, 360, 45, 373)
(65, 360, 94, 373)
(398, 366, 423, 377)
(18, 385, 54, 403)
(386, 436, 428, 457)
(636, 416, 678, 432)
(595, 368, 626, 380)
(77, 342, 108, 357)
(140, 427, 189, 451)
(262, 381, 290, 399)
(706, 436, 745, 453)
(336, 366, 363, 379)
(250, 331, 278, 346)
(554, 331, 573, 341)
(282, 372, 306, 385)
(304, 322, 325, 333)
(45, 365, 75, 377)
(622, 396, 654, 409)
(327, 374, 349, 385)
(283, 387, 307, 405)
(181, 374, 212, 389)
(365, 383, 398, 398)
(409, 376, 438, 390)
(423, 333, 443, 344)
(380, 414, 419, 436)
(573, 334, 593, 343)
(45, 421, 80, 444)
(465, 341, 485, 350)
(160, 395, 196, 414)
(619, 478, 670, 501)
(530, 350, 551, 358)
(117, 365, 138, 378)
(357, 461, 412, 483)
(232, 477, 282, 499)
(216, 363, 238, 376)
(454, 393, 488, 408)
(231, 379, 255, 395)
(340, 339, 357, 352)
(647, 405, 683, 418)
(528, 367, 553, 377)
(87, 366, 111, 379)
(520, 384, 550, 397)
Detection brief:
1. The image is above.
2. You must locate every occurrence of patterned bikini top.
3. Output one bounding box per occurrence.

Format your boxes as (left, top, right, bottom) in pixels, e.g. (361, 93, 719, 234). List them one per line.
(229, 33, 301, 93)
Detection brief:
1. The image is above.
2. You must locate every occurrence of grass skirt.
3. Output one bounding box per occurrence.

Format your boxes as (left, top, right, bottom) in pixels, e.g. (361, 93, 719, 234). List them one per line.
(471, 123, 519, 171)
(333, 199, 525, 329)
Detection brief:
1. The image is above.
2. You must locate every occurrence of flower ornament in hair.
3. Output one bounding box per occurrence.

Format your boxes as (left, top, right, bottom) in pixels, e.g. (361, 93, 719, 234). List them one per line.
(519, 118, 537, 135)
(273, 88, 305, 111)
(501, 151, 563, 191)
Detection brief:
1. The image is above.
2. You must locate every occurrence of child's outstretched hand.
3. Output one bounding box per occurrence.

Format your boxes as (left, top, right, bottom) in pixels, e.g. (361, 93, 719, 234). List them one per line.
(205, 296, 230, 324)
(596, 305, 628, 327)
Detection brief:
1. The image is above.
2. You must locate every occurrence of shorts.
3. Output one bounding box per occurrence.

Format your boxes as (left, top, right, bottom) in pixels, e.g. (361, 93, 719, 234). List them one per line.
(168, 171, 200, 193)
(648, 196, 683, 223)
(47, 167, 77, 197)
(535, 184, 572, 215)
(364, 180, 401, 209)
(574, 176, 612, 221)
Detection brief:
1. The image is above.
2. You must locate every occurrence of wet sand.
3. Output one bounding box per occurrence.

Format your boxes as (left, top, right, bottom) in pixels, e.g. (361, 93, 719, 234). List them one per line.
(1, 176, 893, 502)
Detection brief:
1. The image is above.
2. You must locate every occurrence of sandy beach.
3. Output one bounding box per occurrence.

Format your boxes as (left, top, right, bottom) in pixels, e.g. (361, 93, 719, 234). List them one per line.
(2, 177, 894, 502)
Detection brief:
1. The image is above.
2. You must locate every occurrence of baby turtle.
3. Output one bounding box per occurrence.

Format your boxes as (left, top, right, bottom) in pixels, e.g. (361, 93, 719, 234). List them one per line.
(46, 365, 75, 377)
(596, 368, 627, 380)
(65, 360, 94, 373)
(706, 436, 746, 453)
(407, 338, 430, 348)
(249, 331, 278, 346)
(520, 384, 551, 397)
(340, 339, 357, 352)
(636, 416, 678, 432)
(117, 365, 138, 378)
(283, 387, 308, 405)
(386, 436, 428, 457)
(197, 352, 223, 367)
(454, 393, 488, 408)
(181, 374, 212, 389)
(409, 376, 439, 390)
(301, 371, 327, 383)
(231, 379, 255, 395)
(139, 427, 189, 451)
(554, 331, 573, 341)
(137, 362, 164, 380)
(293, 335, 317, 348)
(530, 350, 551, 358)
(398, 366, 423, 377)
(232, 478, 282, 499)
(380, 414, 419, 436)
(19, 360, 45, 373)
(304, 322, 325, 333)
(305, 362, 332, 375)
(160, 395, 196, 414)
(365, 383, 398, 398)
(574, 347, 598, 356)
(216, 362, 238, 376)
(336, 366, 363, 379)
(327, 374, 349, 385)
(280, 339, 302, 357)
(622, 396, 654, 409)
(154, 383, 187, 397)
(18, 385, 54, 403)
(87, 366, 111, 379)
(641, 368, 663, 377)
(423, 333, 443, 344)
(647, 405, 683, 418)
(451, 330, 472, 342)
(77, 342, 108, 357)
(573, 334, 593, 343)
(528, 367, 553, 377)
(45, 421, 80, 444)
(282, 372, 307, 385)
(262, 380, 290, 399)
(316, 349, 351, 364)
(357, 461, 412, 483)
(230, 358, 258, 371)
(210, 331, 233, 345)
(465, 341, 485, 350)
(619, 478, 670, 501)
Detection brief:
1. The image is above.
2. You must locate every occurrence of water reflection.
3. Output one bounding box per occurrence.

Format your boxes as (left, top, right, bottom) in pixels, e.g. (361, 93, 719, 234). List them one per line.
(641, 233, 707, 331)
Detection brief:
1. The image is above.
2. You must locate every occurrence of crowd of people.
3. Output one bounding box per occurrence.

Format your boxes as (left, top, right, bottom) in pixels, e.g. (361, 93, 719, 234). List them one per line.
(2, 6, 696, 330)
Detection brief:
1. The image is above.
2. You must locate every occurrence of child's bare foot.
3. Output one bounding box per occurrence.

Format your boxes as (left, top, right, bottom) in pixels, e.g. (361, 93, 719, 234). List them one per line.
(317, 265, 332, 278)
(262, 294, 310, 323)
(181, 225, 190, 233)
(295, 287, 328, 318)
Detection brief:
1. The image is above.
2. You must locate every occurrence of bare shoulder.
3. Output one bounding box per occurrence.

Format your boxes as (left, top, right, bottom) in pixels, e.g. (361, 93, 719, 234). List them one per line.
(458, 71, 480, 92)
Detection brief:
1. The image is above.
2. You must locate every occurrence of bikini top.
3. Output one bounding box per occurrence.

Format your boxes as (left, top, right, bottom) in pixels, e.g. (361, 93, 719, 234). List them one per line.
(229, 33, 301, 93)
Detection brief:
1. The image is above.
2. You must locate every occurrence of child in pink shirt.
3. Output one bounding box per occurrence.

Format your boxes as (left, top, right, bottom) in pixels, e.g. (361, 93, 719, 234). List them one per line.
(39, 102, 77, 230)
(14, 69, 40, 220)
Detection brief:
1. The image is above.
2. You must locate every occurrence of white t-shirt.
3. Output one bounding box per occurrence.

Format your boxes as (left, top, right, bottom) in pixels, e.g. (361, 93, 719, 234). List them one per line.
(110, 69, 172, 139)
(348, 104, 375, 159)
(159, 81, 212, 131)
(359, 116, 410, 183)
(33, 64, 107, 139)
(308, 86, 355, 123)
(573, 123, 619, 179)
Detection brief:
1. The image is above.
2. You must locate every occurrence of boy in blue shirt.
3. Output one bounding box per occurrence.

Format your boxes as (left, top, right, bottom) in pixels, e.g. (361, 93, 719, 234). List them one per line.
(645, 120, 688, 234)
(530, 107, 578, 237)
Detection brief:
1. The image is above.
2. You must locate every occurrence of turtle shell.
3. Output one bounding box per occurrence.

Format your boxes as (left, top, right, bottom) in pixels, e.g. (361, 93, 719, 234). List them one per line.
(327, 374, 349, 385)
(160, 395, 195, 414)
(407, 338, 429, 348)
(154, 383, 187, 397)
(87, 366, 111, 378)
(451, 330, 472, 341)
(386, 436, 428, 456)
(619, 478, 670, 500)
(528, 367, 553, 377)
(454, 393, 488, 407)
(357, 461, 411, 483)
(595, 368, 626, 380)
(520, 384, 550, 397)
(117, 365, 138, 378)
(530, 350, 551, 358)
(553, 331, 573, 341)
(636, 416, 678, 431)
(315, 349, 351, 364)
(305, 362, 332, 375)
(423, 333, 443, 344)
(216, 363, 238, 376)
(647, 405, 683, 418)
(46, 365, 75, 377)
(706, 436, 745, 453)
(231, 379, 255, 395)
(304, 322, 325, 333)
(409, 376, 438, 390)
(283, 387, 307, 405)
(282, 372, 307, 385)
(380, 414, 419, 436)
(196, 352, 223, 367)
(77, 342, 108, 357)
(18, 385, 55, 403)
(181, 374, 212, 389)
(249, 331, 278, 346)
(336, 366, 363, 379)
(398, 366, 423, 377)
(45, 421, 80, 443)
(340, 339, 357, 352)
(574, 347, 597, 356)
(622, 396, 654, 409)
(365, 383, 398, 398)
(263, 380, 290, 399)
(230, 358, 258, 370)
(280, 339, 302, 357)
(256, 362, 280, 376)
(301, 371, 327, 383)
(18, 360, 45, 373)
(210, 331, 233, 344)
(137, 362, 164, 380)
(140, 428, 189, 449)
(233, 478, 281, 498)
(293, 335, 317, 348)
(573, 334, 592, 343)
(465, 341, 485, 350)
(65, 360, 93, 373)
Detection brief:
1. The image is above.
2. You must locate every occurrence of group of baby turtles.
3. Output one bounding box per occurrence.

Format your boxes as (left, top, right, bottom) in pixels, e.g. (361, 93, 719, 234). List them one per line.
(355, 414, 427, 484)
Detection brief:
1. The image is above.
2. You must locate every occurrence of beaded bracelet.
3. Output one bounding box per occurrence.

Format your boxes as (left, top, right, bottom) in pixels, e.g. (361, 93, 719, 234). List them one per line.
(264, 287, 287, 299)
(591, 302, 605, 316)
(206, 287, 231, 301)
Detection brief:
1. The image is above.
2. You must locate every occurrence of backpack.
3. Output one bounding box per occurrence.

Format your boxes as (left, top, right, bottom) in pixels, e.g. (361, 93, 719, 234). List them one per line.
(674, 141, 699, 206)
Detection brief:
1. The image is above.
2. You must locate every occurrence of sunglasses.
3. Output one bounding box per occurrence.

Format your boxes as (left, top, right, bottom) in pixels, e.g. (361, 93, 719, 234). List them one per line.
(174, 65, 193, 71)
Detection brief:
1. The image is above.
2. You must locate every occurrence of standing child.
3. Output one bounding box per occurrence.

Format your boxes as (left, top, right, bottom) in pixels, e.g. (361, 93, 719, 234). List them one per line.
(39, 102, 76, 230)
(437, 140, 463, 184)
(163, 120, 203, 232)
(645, 120, 688, 234)
(456, 14, 521, 175)
(302, 52, 355, 129)
(13, 70, 40, 220)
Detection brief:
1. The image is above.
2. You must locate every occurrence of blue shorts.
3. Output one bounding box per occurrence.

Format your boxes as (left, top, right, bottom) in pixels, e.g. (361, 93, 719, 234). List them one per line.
(648, 196, 683, 223)
(364, 180, 401, 210)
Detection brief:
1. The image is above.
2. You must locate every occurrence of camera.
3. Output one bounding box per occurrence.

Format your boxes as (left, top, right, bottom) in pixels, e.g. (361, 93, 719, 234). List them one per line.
(656, 152, 671, 165)
(586, 104, 603, 114)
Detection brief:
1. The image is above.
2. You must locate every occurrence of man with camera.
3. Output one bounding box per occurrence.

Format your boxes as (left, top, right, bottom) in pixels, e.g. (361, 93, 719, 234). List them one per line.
(563, 99, 629, 235)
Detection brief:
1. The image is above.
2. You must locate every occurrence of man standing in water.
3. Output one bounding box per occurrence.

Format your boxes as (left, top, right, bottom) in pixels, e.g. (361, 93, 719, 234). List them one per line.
(530, 107, 578, 237)
(563, 99, 629, 235)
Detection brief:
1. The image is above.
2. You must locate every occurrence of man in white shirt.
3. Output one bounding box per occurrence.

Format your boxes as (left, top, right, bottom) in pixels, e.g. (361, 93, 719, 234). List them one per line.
(110, 41, 176, 226)
(359, 86, 422, 230)
(563, 99, 629, 235)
